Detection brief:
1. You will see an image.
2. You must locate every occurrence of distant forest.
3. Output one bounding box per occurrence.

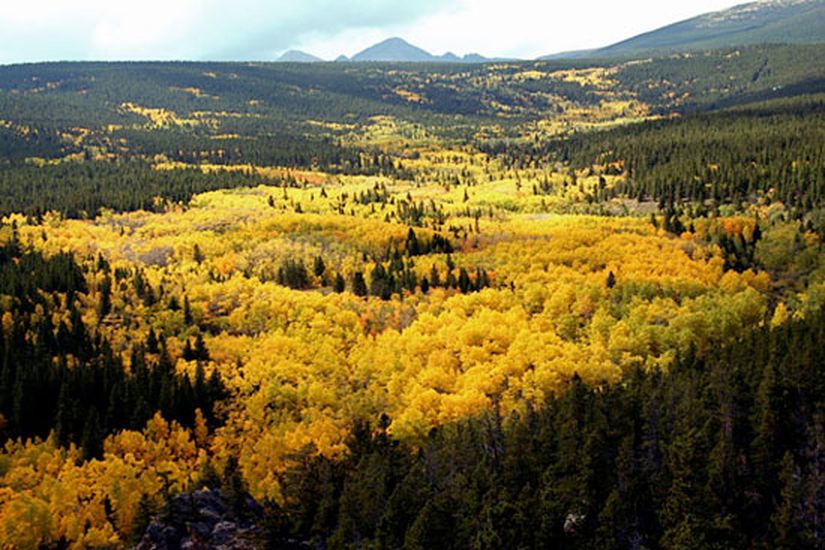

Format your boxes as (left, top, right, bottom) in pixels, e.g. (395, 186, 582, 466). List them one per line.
(490, 94, 825, 218)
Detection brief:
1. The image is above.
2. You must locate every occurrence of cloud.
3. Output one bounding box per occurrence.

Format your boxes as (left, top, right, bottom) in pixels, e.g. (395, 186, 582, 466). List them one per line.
(0, 0, 744, 64)
(205, 0, 453, 60)
(296, 0, 745, 60)
(0, 0, 452, 63)
(367, 0, 748, 59)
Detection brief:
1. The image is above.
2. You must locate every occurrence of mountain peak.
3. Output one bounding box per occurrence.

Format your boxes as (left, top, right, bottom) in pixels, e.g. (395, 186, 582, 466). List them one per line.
(276, 50, 322, 63)
(377, 37, 414, 47)
(351, 37, 434, 62)
(347, 37, 495, 63)
(276, 36, 498, 64)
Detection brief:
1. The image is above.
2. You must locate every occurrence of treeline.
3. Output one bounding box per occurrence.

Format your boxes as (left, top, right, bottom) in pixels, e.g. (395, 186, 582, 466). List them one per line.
(0, 238, 225, 458)
(0, 148, 415, 220)
(112, 128, 392, 175)
(0, 160, 268, 218)
(262, 309, 825, 549)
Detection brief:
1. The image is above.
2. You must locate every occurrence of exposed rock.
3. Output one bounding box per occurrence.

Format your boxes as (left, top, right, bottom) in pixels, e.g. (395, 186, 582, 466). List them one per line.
(564, 511, 587, 535)
(134, 489, 262, 550)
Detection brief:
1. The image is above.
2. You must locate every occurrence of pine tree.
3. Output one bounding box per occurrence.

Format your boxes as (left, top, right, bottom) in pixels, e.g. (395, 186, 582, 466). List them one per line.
(183, 296, 193, 325)
(370, 263, 391, 299)
(405, 228, 420, 256)
(606, 271, 616, 289)
(222, 455, 249, 520)
(183, 340, 195, 362)
(81, 407, 103, 459)
(193, 333, 210, 361)
(146, 328, 159, 354)
(352, 272, 368, 297)
(313, 256, 326, 278)
(54, 382, 72, 446)
(333, 272, 346, 293)
(772, 452, 809, 548)
(98, 275, 112, 317)
(429, 264, 441, 288)
(458, 268, 471, 294)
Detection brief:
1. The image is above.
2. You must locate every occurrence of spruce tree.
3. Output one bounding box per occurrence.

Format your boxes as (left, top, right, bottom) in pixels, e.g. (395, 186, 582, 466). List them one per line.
(352, 272, 368, 297)
(333, 272, 346, 293)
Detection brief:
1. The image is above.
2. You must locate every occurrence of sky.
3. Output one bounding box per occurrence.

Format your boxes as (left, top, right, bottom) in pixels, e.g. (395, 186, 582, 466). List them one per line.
(0, 0, 746, 64)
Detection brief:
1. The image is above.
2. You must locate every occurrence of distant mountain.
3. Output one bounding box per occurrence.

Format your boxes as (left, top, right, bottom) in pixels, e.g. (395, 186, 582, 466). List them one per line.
(462, 53, 492, 63)
(276, 50, 323, 63)
(542, 0, 825, 59)
(273, 37, 506, 64)
(345, 37, 497, 63)
(352, 37, 434, 62)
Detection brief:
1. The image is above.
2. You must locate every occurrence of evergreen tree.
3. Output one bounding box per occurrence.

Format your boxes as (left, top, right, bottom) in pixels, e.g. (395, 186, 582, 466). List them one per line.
(772, 452, 809, 549)
(333, 272, 346, 293)
(81, 407, 103, 459)
(183, 295, 193, 325)
(193, 333, 210, 362)
(352, 272, 368, 297)
(606, 271, 616, 289)
(313, 256, 326, 278)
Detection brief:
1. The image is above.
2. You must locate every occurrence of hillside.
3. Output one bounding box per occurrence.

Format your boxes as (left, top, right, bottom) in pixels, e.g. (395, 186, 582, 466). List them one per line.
(544, 0, 825, 59)
(0, 45, 823, 217)
(0, 41, 824, 549)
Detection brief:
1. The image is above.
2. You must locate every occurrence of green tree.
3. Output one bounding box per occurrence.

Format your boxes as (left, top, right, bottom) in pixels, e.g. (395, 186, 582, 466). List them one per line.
(352, 272, 368, 297)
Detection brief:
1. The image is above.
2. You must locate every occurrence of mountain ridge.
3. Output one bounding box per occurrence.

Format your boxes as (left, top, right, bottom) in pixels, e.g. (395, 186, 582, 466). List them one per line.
(542, 0, 825, 59)
(346, 37, 502, 63)
(277, 37, 500, 64)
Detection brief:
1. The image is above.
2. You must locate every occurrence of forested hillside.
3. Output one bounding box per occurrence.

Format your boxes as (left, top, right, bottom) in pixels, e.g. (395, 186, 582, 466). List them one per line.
(269, 312, 825, 548)
(594, 0, 825, 58)
(496, 94, 825, 216)
(0, 44, 823, 548)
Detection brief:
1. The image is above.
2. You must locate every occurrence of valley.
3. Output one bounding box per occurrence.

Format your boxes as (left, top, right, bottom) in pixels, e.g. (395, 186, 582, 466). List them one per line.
(0, 19, 823, 550)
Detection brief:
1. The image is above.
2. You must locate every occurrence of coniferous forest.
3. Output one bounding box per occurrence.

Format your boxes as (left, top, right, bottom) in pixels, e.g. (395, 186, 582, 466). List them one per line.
(266, 313, 825, 549)
(0, 41, 823, 548)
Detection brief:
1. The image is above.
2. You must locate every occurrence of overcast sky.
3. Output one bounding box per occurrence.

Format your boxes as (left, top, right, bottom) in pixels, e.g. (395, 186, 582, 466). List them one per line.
(0, 0, 746, 64)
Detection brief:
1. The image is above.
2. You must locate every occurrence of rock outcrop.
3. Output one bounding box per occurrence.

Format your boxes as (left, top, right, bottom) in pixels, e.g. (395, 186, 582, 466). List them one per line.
(135, 489, 262, 550)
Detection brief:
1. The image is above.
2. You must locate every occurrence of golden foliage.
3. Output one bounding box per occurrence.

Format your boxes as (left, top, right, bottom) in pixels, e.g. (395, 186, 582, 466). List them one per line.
(1, 146, 802, 542)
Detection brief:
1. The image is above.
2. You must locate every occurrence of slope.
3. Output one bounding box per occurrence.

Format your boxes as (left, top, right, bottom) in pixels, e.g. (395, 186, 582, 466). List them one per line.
(543, 0, 825, 59)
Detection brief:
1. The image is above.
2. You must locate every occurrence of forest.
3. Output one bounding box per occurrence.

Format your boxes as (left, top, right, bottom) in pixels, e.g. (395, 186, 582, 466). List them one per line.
(268, 312, 825, 549)
(494, 94, 825, 218)
(0, 43, 823, 548)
